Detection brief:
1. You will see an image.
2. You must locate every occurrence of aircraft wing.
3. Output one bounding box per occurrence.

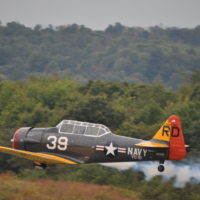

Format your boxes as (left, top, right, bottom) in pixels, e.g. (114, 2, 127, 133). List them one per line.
(0, 146, 77, 165)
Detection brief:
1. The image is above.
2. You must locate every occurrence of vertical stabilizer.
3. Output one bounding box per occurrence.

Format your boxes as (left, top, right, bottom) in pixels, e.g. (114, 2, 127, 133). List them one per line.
(152, 115, 187, 160)
(152, 118, 171, 143)
(168, 115, 186, 160)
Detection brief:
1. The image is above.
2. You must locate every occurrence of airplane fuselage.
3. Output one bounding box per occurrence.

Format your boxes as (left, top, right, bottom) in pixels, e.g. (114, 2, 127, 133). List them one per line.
(16, 127, 169, 164)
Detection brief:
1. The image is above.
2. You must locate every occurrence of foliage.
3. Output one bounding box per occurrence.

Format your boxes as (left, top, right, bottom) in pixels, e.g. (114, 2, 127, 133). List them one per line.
(0, 22, 200, 88)
(0, 173, 141, 200)
(0, 74, 200, 199)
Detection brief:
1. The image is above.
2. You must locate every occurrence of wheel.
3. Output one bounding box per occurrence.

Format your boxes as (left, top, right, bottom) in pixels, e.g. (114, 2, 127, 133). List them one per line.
(158, 164, 165, 172)
(33, 162, 47, 170)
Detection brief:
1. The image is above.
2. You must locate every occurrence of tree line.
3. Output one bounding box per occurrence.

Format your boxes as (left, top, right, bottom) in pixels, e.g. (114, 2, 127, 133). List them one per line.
(0, 22, 200, 88)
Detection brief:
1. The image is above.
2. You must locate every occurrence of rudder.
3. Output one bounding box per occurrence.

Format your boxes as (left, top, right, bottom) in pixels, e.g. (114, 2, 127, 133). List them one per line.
(168, 115, 186, 160)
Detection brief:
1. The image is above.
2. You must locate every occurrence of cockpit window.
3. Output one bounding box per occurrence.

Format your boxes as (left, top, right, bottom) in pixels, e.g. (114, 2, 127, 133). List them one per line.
(60, 123, 74, 133)
(73, 125, 86, 135)
(57, 120, 111, 136)
(85, 127, 99, 136)
(98, 128, 106, 136)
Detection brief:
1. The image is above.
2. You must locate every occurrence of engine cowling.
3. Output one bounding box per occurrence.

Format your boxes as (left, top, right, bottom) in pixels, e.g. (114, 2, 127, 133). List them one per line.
(13, 127, 32, 150)
(12, 127, 44, 151)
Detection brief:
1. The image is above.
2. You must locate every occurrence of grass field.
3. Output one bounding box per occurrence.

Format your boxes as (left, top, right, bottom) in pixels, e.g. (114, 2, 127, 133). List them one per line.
(0, 173, 141, 200)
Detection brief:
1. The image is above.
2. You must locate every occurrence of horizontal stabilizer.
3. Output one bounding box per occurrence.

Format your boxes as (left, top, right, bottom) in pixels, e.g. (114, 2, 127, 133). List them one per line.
(0, 146, 77, 165)
(135, 141, 169, 148)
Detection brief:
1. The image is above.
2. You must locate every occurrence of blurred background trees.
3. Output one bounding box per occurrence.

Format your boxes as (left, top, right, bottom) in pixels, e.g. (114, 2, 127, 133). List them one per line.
(0, 22, 200, 88)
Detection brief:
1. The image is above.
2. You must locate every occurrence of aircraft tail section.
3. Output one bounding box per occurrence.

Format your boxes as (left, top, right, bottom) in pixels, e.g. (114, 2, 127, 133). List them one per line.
(152, 117, 171, 143)
(152, 115, 187, 160)
(168, 115, 187, 160)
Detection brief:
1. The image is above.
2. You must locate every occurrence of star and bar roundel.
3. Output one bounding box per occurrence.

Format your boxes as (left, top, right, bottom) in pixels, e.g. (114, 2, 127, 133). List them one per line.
(96, 142, 126, 156)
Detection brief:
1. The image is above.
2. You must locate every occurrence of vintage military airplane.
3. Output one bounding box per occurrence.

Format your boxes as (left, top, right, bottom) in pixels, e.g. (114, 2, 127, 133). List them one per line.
(0, 115, 188, 172)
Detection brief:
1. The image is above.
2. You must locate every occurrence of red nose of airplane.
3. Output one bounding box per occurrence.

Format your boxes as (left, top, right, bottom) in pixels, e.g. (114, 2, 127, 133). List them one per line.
(12, 128, 22, 149)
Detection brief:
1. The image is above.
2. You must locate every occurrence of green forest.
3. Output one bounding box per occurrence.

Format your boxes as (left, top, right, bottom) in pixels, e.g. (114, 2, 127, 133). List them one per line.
(0, 72, 200, 199)
(0, 22, 200, 199)
(0, 22, 200, 88)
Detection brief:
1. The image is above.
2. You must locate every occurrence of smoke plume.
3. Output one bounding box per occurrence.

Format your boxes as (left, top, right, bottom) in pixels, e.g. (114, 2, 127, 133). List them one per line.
(102, 159, 200, 188)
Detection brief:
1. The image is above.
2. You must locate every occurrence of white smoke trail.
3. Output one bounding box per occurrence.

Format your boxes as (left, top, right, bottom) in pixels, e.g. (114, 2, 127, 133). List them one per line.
(101, 160, 200, 188)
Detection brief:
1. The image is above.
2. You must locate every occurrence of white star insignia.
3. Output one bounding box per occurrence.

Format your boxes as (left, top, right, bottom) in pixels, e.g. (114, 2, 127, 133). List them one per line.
(105, 142, 117, 156)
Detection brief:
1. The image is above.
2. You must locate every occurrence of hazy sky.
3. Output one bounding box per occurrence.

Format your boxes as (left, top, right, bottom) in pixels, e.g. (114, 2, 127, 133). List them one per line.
(0, 0, 200, 30)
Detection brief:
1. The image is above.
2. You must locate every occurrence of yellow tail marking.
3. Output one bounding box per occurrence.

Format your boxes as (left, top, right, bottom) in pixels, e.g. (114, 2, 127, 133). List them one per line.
(153, 120, 171, 142)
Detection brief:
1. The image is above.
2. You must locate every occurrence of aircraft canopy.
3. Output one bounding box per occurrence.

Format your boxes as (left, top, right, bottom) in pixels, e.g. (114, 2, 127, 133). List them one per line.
(57, 120, 111, 136)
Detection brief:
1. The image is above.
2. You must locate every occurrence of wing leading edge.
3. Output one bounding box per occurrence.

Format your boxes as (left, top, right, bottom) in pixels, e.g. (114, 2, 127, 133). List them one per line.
(0, 146, 77, 165)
